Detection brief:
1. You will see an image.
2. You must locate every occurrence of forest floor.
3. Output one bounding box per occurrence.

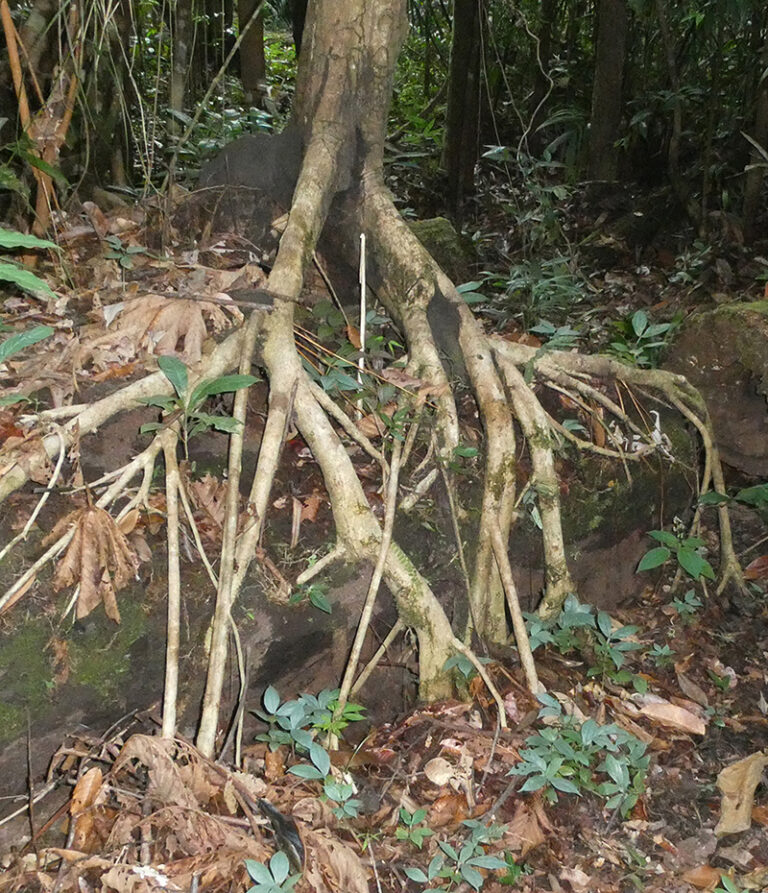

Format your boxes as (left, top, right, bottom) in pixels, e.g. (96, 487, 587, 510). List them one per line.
(0, 170, 767, 893)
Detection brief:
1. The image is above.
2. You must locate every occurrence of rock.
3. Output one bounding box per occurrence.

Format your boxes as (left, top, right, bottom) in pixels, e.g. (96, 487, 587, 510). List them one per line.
(664, 302, 768, 475)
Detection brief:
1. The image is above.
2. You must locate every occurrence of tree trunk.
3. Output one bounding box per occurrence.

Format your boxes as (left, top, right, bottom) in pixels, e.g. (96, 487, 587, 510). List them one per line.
(237, 0, 265, 104)
(588, 0, 628, 180)
(169, 0, 193, 137)
(742, 16, 768, 242)
(441, 0, 484, 216)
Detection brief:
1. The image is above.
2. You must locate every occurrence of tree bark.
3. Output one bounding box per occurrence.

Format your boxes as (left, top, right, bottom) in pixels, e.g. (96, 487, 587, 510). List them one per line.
(742, 15, 768, 242)
(237, 0, 265, 104)
(442, 0, 484, 216)
(588, 0, 628, 180)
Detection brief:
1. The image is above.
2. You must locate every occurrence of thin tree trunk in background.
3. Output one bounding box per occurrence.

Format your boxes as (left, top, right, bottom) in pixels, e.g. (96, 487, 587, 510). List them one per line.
(238, 0, 265, 105)
(442, 0, 484, 216)
(169, 0, 193, 137)
(699, 16, 722, 236)
(527, 0, 557, 151)
(742, 16, 768, 242)
(587, 0, 628, 180)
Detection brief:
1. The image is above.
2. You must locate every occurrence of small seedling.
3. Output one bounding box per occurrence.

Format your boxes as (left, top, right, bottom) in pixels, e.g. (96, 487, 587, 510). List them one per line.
(396, 808, 434, 849)
(104, 234, 151, 270)
(404, 819, 508, 892)
(507, 694, 649, 816)
(139, 355, 259, 457)
(647, 643, 675, 668)
(244, 852, 300, 893)
(637, 528, 715, 582)
(498, 852, 530, 885)
(323, 779, 362, 820)
(289, 581, 332, 614)
(670, 589, 703, 622)
(607, 309, 680, 368)
(252, 686, 365, 752)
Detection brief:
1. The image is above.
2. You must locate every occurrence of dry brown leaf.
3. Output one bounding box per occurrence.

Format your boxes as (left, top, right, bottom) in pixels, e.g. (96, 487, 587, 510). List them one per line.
(300, 491, 324, 523)
(715, 750, 768, 836)
(103, 293, 240, 364)
(356, 408, 390, 439)
(676, 671, 710, 708)
(424, 756, 455, 786)
(48, 505, 138, 622)
(505, 800, 548, 856)
(303, 828, 369, 893)
(113, 735, 199, 810)
(558, 866, 593, 891)
(426, 791, 468, 828)
(743, 554, 768, 581)
(70, 767, 105, 852)
(345, 324, 361, 348)
(188, 473, 228, 537)
(680, 864, 724, 888)
(265, 748, 286, 781)
(632, 693, 707, 735)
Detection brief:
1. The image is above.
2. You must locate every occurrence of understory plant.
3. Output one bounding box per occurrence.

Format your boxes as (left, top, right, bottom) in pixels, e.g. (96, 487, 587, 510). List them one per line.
(139, 355, 259, 456)
(525, 594, 645, 690)
(404, 820, 508, 893)
(508, 694, 649, 817)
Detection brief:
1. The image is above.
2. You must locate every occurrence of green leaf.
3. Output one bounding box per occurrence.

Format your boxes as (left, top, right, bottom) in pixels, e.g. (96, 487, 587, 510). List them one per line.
(0, 261, 56, 298)
(269, 851, 289, 885)
(470, 855, 508, 869)
(637, 547, 670, 572)
(647, 529, 679, 548)
(677, 548, 715, 580)
(605, 754, 629, 787)
(157, 355, 188, 398)
(596, 611, 613, 638)
(0, 393, 28, 406)
(288, 764, 324, 780)
(137, 395, 178, 411)
(0, 325, 54, 363)
(631, 310, 648, 337)
(459, 865, 483, 891)
(263, 685, 281, 714)
(21, 152, 68, 187)
(0, 227, 58, 251)
(309, 742, 330, 776)
(188, 373, 259, 409)
(245, 859, 272, 884)
(206, 415, 243, 434)
(309, 589, 332, 613)
(550, 776, 581, 794)
(404, 867, 428, 883)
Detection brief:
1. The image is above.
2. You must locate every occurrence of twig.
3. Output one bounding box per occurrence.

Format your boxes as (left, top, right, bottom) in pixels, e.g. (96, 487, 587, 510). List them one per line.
(489, 520, 542, 695)
(335, 438, 404, 727)
(160, 427, 181, 738)
(350, 618, 405, 697)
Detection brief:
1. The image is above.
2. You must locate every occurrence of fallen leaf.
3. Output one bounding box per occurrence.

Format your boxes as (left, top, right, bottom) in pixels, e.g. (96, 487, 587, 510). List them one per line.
(424, 756, 455, 786)
(681, 864, 725, 888)
(632, 693, 707, 735)
(676, 672, 709, 708)
(47, 505, 139, 622)
(715, 750, 768, 836)
(505, 799, 547, 856)
(744, 554, 768, 581)
(303, 828, 369, 893)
